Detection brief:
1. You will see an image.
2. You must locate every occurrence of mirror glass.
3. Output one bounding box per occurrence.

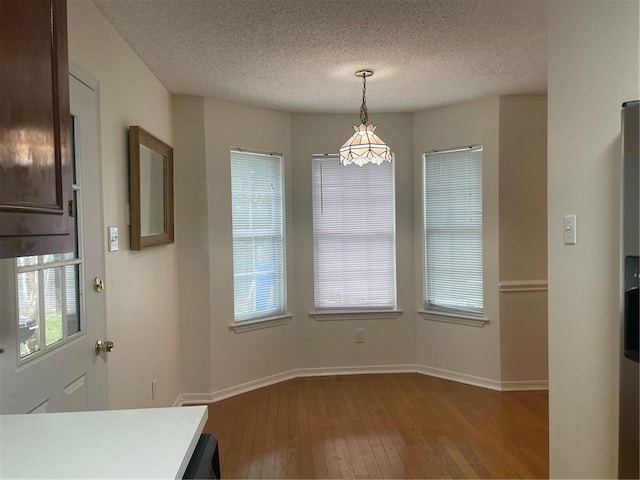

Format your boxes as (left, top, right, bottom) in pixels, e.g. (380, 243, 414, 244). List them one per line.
(139, 145, 165, 236)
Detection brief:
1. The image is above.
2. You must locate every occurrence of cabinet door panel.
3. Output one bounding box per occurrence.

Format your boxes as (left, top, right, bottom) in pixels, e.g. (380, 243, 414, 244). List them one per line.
(0, 0, 73, 257)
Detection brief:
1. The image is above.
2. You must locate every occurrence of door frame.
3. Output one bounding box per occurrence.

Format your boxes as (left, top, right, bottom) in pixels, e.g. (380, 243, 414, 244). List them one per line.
(69, 62, 109, 410)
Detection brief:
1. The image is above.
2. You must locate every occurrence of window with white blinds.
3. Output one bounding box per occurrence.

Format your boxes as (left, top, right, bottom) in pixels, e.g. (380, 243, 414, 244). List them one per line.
(312, 155, 396, 310)
(231, 149, 286, 322)
(423, 146, 483, 316)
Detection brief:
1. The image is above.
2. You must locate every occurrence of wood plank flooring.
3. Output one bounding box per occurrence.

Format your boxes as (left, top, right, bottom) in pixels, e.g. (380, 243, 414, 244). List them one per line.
(202, 373, 548, 479)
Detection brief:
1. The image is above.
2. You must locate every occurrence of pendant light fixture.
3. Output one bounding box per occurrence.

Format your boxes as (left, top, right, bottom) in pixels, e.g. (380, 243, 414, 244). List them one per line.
(339, 69, 392, 166)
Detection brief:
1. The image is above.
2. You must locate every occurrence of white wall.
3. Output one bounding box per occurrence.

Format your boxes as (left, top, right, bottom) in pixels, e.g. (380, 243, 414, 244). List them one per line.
(291, 113, 416, 369)
(172, 96, 212, 394)
(172, 98, 547, 396)
(548, 1, 639, 477)
(67, 1, 180, 409)
(412, 96, 548, 386)
(173, 105, 417, 394)
(173, 103, 418, 394)
(413, 99, 502, 382)
(498, 96, 548, 383)
(203, 98, 297, 392)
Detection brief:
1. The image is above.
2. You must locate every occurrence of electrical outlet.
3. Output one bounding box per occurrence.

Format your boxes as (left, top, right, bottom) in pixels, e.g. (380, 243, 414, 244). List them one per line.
(355, 328, 365, 343)
(151, 379, 157, 400)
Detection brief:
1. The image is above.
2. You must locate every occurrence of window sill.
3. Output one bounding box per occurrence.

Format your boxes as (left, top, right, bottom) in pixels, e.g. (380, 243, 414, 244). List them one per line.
(309, 309, 403, 321)
(417, 309, 488, 327)
(229, 314, 292, 333)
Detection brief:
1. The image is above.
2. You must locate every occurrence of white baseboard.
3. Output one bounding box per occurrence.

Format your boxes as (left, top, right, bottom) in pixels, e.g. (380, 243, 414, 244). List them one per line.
(173, 364, 547, 406)
(176, 365, 416, 406)
(173, 392, 213, 407)
(179, 369, 296, 405)
(500, 380, 549, 391)
(296, 364, 417, 377)
(416, 365, 503, 391)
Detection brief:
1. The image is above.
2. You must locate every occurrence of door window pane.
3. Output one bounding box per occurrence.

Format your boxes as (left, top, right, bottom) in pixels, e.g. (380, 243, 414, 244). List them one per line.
(66, 265, 80, 336)
(17, 256, 38, 268)
(17, 271, 41, 358)
(44, 267, 63, 346)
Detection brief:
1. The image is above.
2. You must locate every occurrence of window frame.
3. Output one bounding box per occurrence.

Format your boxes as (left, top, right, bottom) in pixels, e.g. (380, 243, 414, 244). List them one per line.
(229, 148, 289, 329)
(419, 145, 488, 327)
(310, 154, 399, 318)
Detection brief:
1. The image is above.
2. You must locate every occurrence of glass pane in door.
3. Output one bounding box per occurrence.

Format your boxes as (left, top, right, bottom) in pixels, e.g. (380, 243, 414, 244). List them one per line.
(44, 266, 63, 346)
(17, 271, 41, 358)
(65, 264, 81, 336)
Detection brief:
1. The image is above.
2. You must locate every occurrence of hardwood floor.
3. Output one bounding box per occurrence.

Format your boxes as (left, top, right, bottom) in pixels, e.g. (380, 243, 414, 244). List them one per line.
(202, 373, 548, 479)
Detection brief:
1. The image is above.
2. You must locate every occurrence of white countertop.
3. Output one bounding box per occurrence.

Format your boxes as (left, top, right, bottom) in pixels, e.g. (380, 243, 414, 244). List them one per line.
(0, 405, 208, 479)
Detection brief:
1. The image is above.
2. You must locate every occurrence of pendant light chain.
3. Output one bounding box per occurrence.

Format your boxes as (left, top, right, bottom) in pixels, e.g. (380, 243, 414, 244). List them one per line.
(360, 74, 368, 125)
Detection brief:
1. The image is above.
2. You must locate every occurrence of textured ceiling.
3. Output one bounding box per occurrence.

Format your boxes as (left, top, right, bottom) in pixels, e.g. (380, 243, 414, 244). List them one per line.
(92, 0, 547, 113)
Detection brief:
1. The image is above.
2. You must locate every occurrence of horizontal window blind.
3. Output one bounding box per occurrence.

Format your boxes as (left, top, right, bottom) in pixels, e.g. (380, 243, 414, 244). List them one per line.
(231, 150, 285, 322)
(423, 146, 483, 315)
(312, 155, 396, 310)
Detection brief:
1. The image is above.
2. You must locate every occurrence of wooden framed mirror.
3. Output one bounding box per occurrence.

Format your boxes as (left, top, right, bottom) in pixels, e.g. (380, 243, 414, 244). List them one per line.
(128, 126, 174, 250)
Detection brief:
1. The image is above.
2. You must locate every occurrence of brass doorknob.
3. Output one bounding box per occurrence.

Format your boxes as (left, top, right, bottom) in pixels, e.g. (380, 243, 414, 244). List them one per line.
(93, 277, 104, 292)
(95, 339, 114, 355)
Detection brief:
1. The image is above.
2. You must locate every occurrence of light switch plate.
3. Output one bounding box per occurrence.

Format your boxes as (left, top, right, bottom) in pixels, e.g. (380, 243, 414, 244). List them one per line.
(108, 226, 119, 252)
(564, 215, 576, 244)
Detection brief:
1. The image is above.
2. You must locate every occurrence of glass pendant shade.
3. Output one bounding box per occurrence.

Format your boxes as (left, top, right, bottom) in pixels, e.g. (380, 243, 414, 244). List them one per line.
(340, 123, 392, 166)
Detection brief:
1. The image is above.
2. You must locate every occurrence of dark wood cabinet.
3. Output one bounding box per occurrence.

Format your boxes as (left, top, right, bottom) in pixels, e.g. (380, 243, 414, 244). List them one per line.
(0, 0, 74, 258)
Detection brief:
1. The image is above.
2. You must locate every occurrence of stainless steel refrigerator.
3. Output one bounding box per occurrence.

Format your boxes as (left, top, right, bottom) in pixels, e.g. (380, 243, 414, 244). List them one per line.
(620, 100, 639, 479)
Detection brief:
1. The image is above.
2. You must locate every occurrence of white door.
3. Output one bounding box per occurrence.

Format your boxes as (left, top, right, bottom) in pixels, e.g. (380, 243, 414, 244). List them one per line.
(0, 71, 108, 414)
